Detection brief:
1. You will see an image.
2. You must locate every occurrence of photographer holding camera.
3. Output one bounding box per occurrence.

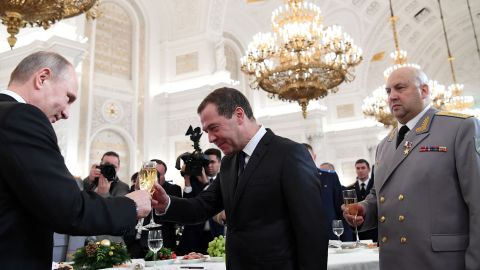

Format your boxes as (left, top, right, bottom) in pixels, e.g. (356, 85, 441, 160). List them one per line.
(83, 151, 129, 197)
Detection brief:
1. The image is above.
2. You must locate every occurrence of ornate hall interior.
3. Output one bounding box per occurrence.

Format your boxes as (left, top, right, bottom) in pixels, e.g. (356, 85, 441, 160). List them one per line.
(0, 0, 479, 187)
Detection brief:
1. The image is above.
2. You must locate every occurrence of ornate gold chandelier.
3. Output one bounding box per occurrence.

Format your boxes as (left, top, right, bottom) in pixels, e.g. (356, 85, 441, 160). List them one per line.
(434, 0, 475, 112)
(240, 0, 363, 118)
(0, 0, 99, 48)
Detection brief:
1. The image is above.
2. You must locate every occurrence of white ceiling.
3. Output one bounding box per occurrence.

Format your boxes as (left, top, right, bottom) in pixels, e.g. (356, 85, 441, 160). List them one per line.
(143, 0, 480, 104)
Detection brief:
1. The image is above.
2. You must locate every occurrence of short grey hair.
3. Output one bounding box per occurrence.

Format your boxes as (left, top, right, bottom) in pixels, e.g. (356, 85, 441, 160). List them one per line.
(8, 51, 72, 86)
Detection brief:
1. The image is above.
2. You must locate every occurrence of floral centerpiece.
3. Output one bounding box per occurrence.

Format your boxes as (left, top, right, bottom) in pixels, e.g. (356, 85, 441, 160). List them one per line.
(72, 239, 130, 270)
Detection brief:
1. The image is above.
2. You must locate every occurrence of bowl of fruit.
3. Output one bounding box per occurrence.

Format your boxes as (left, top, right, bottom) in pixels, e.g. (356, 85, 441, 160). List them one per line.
(207, 235, 225, 262)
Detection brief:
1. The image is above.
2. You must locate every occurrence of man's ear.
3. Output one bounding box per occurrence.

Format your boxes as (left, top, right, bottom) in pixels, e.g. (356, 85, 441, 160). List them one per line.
(34, 68, 51, 89)
(234, 106, 245, 124)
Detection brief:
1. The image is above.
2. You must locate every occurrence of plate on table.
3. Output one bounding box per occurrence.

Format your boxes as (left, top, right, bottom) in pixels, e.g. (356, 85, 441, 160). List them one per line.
(145, 259, 175, 266)
(208, 256, 225, 262)
(179, 257, 207, 264)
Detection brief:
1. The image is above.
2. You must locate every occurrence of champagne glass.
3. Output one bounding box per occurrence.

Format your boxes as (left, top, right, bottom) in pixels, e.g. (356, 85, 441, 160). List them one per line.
(332, 220, 344, 242)
(148, 229, 163, 269)
(139, 161, 161, 229)
(343, 189, 360, 246)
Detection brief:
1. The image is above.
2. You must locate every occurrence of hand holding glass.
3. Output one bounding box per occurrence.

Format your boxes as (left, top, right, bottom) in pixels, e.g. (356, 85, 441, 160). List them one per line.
(139, 161, 161, 229)
(342, 189, 360, 245)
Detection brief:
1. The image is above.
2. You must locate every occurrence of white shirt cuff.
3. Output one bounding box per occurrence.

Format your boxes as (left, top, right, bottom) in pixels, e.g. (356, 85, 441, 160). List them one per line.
(184, 186, 192, 193)
(154, 196, 171, 216)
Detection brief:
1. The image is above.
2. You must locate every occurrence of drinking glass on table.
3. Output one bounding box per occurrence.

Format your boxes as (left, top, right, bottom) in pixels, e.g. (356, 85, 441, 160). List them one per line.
(138, 161, 161, 230)
(148, 229, 163, 269)
(342, 189, 360, 246)
(332, 220, 344, 242)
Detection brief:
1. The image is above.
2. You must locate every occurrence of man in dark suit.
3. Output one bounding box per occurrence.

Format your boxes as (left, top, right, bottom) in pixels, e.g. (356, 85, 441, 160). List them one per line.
(303, 143, 353, 241)
(152, 87, 328, 270)
(0, 51, 151, 270)
(124, 159, 181, 258)
(346, 159, 377, 242)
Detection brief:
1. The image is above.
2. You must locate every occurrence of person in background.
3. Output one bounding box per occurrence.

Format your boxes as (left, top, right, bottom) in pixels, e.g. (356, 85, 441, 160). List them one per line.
(0, 51, 151, 270)
(345, 159, 377, 242)
(319, 162, 336, 172)
(83, 151, 130, 244)
(303, 143, 352, 241)
(130, 172, 138, 193)
(152, 87, 328, 270)
(343, 66, 480, 270)
(83, 151, 130, 197)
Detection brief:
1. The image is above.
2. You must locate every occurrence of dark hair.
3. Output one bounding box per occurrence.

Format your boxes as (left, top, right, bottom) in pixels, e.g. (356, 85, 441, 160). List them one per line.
(205, 148, 221, 162)
(197, 87, 254, 119)
(101, 151, 120, 166)
(8, 51, 72, 86)
(130, 172, 138, 182)
(355, 159, 370, 169)
(151, 159, 167, 172)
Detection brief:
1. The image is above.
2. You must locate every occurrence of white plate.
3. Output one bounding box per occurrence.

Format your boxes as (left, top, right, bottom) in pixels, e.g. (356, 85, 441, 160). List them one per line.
(335, 247, 361, 254)
(208, 256, 225, 262)
(145, 259, 175, 266)
(179, 257, 207, 264)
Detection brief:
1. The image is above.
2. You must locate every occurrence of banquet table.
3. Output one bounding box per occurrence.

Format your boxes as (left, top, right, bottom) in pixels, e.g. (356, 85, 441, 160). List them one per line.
(99, 247, 379, 270)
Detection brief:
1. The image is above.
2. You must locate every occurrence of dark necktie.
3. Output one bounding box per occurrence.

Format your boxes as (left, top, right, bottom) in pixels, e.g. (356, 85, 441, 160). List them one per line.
(396, 125, 410, 148)
(237, 151, 246, 176)
(360, 183, 366, 199)
(209, 177, 214, 184)
(234, 151, 246, 191)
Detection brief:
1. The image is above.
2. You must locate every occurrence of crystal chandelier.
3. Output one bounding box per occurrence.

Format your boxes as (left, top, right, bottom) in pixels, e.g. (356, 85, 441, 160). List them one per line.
(240, 0, 363, 118)
(0, 0, 99, 48)
(435, 0, 475, 112)
(362, 0, 444, 127)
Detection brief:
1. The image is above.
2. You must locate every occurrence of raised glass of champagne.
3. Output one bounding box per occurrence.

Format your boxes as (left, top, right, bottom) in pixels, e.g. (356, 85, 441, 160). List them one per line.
(139, 161, 162, 229)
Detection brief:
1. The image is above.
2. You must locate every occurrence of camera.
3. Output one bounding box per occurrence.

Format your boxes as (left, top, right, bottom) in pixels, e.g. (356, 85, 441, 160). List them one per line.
(175, 125, 210, 176)
(95, 163, 117, 182)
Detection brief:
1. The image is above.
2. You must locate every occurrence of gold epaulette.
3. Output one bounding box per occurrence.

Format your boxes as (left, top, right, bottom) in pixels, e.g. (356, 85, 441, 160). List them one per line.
(436, 111, 473, 119)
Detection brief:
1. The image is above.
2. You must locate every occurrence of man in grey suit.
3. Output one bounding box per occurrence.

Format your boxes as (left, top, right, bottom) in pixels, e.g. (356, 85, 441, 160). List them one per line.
(343, 66, 480, 270)
(152, 87, 328, 270)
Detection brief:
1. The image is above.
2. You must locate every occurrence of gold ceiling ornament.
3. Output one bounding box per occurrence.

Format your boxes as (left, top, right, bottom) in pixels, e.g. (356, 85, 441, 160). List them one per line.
(435, 0, 475, 112)
(0, 0, 99, 49)
(240, 0, 363, 118)
(362, 0, 444, 127)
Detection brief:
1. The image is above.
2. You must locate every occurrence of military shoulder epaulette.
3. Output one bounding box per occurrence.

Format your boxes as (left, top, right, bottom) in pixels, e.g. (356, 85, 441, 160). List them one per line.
(436, 111, 473, 119)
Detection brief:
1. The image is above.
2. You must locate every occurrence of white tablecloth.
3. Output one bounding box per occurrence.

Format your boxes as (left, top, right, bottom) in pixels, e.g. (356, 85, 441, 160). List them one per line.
(100, 248, 379, 270)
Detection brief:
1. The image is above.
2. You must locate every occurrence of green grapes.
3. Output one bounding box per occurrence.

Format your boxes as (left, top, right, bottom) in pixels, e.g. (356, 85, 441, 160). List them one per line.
(207, 235, 226, 258)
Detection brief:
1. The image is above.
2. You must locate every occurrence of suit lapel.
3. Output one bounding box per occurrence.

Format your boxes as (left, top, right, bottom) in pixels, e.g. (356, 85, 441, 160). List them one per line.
(221, 155, 239, 220)
(378, 108, 437, 191)
(232, 130, 274, 210)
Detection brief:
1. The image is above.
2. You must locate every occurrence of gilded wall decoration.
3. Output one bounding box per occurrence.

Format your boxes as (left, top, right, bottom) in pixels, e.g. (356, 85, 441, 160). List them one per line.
(94, 2, 132, 79)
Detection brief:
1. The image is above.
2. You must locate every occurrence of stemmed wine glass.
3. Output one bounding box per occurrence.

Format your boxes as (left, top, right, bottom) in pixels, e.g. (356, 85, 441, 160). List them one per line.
(342, 189, 360, 246)
(138, 161, 161, 230)
(332, 220, 344, 244)
(148, 229, 163, 269)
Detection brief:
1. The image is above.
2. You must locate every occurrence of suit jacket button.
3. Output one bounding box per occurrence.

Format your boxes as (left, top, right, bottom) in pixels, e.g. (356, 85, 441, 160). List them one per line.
(400, 236, 407, 244)
(398, 215, 405, 222)
(398, 194, 404, 201)
(381, 236, 388, 243)
(380, 196, 385, 203)
(379, 216, 386, 223)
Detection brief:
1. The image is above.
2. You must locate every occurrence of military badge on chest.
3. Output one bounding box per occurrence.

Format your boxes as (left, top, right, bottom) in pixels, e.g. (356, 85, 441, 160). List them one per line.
(403, 141, 413, 156)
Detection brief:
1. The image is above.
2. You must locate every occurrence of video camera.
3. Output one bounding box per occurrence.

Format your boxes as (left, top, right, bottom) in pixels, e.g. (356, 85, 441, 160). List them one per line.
(175, 125, 210, 176)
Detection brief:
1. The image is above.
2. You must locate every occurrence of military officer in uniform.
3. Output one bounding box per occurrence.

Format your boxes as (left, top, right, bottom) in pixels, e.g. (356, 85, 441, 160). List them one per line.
(343, 66, 480, 270)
